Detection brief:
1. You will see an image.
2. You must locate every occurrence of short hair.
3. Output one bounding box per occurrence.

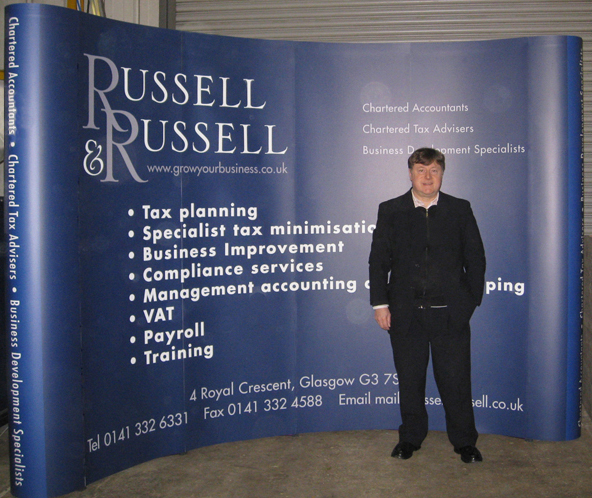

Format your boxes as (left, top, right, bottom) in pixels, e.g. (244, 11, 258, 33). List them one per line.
(407, 147, 445, 171)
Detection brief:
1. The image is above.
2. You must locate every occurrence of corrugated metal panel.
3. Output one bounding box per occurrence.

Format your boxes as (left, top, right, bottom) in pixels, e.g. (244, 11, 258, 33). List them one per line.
(175, 0, 592, 234)
(104, 0, 160, 26)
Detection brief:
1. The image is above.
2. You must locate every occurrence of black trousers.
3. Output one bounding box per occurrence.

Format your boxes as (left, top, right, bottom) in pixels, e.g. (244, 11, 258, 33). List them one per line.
(390, 306, 478, 449)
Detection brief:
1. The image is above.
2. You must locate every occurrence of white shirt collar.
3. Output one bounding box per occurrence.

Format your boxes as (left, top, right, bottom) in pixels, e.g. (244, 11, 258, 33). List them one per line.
(411, 190, 439, 209)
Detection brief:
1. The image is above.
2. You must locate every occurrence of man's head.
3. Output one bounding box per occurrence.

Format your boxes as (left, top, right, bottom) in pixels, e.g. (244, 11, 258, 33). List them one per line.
(407, 147, 445, 171)
(407, 148, 445, 203)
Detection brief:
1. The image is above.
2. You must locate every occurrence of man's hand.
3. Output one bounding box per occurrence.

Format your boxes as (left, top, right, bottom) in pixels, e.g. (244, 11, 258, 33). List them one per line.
(374, 307, 391, 331)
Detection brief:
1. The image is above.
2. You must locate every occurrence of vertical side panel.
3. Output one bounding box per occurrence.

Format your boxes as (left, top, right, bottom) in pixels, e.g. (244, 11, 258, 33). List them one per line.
(565, 36, 584, 439)
(526, 37, 570, 440)
(5, 5, 85, 497)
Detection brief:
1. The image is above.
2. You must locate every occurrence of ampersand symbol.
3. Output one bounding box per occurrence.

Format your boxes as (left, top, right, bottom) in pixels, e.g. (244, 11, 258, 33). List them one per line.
(83, 140, 104, 176)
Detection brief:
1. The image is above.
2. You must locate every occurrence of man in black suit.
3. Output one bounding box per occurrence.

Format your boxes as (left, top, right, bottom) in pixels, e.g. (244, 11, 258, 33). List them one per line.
(368, 147, 486, 463)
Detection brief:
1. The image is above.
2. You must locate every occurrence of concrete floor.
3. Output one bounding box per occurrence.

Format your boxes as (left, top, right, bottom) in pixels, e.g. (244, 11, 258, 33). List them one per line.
(1, 415, 592, 498)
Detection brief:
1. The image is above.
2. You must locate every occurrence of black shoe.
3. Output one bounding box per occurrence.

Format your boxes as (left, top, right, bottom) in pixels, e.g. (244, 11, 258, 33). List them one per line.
(454, 445, 483, 463)
(391, 442, 420, 459)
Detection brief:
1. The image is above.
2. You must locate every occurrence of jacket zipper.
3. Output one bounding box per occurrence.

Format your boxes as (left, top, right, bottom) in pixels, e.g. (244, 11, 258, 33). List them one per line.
(423, 208, 429, 299)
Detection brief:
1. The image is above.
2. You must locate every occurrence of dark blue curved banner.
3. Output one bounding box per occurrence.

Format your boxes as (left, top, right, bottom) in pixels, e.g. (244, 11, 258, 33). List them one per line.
(5, 4, 582, 497)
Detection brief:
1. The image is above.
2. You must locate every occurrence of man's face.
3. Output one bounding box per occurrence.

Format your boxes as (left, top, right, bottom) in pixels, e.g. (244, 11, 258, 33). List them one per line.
(409, 161, 443, 201)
